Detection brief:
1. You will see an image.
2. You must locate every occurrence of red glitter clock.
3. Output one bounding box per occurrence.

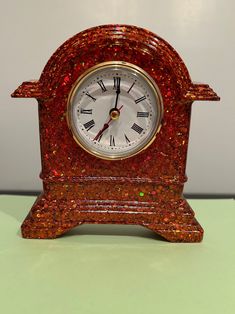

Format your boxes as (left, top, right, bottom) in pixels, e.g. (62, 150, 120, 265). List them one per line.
(12, 25, 219, 242)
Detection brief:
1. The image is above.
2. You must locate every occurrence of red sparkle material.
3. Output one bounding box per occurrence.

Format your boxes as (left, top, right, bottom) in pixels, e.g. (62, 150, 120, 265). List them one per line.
(12, 25, 219, 241)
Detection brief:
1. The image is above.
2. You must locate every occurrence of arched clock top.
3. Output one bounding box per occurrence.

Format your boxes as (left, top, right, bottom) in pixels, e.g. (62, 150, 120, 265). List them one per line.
(39, 25, 191, 95)
(11, 25, 219, 102)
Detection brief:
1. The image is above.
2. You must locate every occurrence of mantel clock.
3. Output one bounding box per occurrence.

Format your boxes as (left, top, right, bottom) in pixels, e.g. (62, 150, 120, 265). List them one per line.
(12, 25, 220, 242)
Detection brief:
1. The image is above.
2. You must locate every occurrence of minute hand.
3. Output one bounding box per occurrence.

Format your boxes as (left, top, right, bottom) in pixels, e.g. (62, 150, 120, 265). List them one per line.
(114, 87, 120, 109)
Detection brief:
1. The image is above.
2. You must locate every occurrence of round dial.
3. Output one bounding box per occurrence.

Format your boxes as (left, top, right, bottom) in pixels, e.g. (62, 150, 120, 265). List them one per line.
(67, 61, 163, 160)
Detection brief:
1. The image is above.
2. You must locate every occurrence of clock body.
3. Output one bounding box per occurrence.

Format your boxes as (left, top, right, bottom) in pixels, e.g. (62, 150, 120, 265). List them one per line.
(12, 25, 219, 241)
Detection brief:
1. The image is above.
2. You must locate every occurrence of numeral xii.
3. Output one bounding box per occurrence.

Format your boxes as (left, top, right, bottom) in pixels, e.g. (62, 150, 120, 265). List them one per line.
(113, 77, 121, 90)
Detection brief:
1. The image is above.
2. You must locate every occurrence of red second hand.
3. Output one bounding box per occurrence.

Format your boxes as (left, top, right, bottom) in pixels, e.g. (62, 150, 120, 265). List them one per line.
(93, 105, 123, 141)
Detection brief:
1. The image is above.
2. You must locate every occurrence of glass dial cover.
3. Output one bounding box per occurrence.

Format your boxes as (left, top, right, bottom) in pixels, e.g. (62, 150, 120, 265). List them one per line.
(67, 61, 163, 160)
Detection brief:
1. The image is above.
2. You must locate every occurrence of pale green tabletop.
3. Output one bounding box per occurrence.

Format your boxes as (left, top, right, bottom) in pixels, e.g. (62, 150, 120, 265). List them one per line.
(0, 195, 234, 314)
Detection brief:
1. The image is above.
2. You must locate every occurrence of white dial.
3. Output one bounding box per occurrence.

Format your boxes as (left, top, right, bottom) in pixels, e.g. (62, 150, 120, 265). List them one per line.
(67, 61, 163, 160)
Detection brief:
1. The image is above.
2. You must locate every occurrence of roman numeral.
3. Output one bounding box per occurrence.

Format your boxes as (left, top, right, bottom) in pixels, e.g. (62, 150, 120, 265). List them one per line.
(110, 135, 115, 146)
(113, 77, 121, 91)
(137, 111, 149, 118)
(97, 80, 107, 92)
(127, 82, 135, 93)
(131, 123, 143, 134)
(135, 95, 146, 104)
(85, 92, 96, 102)
(124, 134, 130, 143)
(83, 119, 95, 131)
(80, 108, 92, 114)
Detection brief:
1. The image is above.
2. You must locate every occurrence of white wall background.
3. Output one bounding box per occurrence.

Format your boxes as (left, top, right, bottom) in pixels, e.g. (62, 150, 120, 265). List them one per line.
(1, 0, 234, 195)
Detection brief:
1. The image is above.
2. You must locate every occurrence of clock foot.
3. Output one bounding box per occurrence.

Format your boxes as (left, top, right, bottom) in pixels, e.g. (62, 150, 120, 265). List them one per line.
(20, 194, 83, 239)
(145, 198, 204, 242)
(145, 219, 204, 242)
(22, 224, 61, 239)
(21, 220, 82, 239)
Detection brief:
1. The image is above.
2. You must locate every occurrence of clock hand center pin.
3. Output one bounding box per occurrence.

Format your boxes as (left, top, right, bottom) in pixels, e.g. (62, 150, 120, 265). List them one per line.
(93, 105, 123, 141)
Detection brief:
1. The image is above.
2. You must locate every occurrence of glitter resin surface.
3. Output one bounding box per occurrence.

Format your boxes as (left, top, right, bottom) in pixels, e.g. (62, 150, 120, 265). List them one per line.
(12, 25, 220, 241)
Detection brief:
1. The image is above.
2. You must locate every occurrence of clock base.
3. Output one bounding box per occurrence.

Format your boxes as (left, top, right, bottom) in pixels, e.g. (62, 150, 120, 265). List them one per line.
(21, 194, 203, 242)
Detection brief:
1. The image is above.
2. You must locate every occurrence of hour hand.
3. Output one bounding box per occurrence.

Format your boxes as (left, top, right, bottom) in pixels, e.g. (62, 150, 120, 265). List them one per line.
(93, 122, 110, 141)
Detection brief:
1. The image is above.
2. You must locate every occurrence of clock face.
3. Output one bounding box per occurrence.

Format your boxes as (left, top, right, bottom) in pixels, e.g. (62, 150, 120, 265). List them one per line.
(67, 61, 163, 160)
